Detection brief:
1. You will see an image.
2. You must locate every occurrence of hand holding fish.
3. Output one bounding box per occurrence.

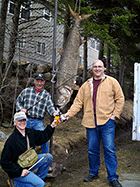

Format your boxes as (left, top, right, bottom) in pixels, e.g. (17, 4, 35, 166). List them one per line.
(50, 119, 60, 128)
(63, 113, 70, 121)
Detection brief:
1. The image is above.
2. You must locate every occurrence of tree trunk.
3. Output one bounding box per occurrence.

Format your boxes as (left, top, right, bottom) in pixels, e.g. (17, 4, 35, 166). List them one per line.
(83, 36, 87, 83)
(98, 40, 104, 60)
(6, 1, 21, 69)
(63, 7, 71, 49)
(0, 0, 9, 126)
(119, 56, 125, 87)
(106, 44, 111, 75)
(0, 0, 9, 80)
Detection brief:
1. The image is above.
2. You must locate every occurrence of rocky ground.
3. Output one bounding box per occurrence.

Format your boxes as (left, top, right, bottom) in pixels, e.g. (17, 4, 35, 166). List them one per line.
(0, 100, 140, 187)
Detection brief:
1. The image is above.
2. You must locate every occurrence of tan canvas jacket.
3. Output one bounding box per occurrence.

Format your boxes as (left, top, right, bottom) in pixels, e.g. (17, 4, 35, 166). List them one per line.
(67, 75, 125, 128)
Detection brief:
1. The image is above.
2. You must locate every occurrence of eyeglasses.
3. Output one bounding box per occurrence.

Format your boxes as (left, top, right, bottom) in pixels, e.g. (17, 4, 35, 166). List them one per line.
(17, 119, 26, 122)
(93, 66, 103, 69)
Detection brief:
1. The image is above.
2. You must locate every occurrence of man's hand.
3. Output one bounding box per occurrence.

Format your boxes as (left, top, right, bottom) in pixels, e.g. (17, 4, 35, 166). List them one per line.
(21, 169, 29, 177)
(64, 113, 70, 120)
(110, 114, 116, 120)
(53, 112, 56, 116)
(50, 119, 60, 128)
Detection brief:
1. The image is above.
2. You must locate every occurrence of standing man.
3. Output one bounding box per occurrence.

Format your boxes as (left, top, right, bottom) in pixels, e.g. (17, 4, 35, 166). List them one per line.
(1, 111, 58, 187)
(64, 60, 124, 187)
(16, 73, 56, 154)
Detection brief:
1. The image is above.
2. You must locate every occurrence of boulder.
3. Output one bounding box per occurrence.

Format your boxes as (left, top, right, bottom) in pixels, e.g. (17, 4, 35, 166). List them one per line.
(44, 72, 52, 81)
(0, 131, 8, 141)
(37, 64, 52, 73)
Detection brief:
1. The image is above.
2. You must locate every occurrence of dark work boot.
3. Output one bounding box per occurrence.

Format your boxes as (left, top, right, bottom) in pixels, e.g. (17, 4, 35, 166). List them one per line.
(109, 179, 122, 187)
(84, 174, 99, 182)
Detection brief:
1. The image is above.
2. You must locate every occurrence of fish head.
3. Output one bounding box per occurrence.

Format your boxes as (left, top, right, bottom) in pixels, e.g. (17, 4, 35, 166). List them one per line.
(56, 85, 73, 109)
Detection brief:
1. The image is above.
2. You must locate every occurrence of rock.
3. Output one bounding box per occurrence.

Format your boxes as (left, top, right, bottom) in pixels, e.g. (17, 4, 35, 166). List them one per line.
(37, 64, 52, 73)
(0, 131, 8, 141)
(44, 72, 52, 81)
(25, 63, 38, 74)
(37, 64, 47, 73)
(20, 59, 28, 65)
(46, 162, 65, 178)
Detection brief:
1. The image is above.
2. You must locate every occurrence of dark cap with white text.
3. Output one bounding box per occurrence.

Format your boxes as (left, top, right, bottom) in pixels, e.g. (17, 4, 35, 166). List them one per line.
(34, 73, 45, 80)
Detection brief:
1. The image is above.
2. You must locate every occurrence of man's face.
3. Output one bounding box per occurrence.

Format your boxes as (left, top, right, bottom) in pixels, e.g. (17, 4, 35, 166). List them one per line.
(34, 79, 45, 90)
(14, 119, 27, 131)
(92, 60, 104, 79)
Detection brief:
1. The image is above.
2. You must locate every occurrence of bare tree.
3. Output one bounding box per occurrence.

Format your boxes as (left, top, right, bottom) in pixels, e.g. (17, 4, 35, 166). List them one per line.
(82, 36, 87, 83)
(119, 55, 125, 87)
(106, 44, 111, 75)
(98, 39, 104, 60)
(0, 0, 9, 80)
(6, 1, 22, 69)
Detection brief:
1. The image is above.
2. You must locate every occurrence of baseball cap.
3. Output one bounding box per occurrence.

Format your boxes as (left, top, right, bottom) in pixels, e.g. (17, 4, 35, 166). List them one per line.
(34, 73, 45, 80)
(14, 112, 27, 121)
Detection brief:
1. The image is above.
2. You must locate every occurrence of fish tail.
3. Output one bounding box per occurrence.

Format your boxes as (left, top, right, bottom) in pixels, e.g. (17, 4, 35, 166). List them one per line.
(68, 4, 92, 21)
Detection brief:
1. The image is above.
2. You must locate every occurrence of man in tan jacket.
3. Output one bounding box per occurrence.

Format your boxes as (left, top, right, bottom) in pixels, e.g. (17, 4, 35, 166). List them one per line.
(64, 59, 124, 187)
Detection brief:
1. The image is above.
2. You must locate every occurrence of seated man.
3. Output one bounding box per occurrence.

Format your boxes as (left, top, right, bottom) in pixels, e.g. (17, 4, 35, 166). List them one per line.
(0, 111, 58, 187)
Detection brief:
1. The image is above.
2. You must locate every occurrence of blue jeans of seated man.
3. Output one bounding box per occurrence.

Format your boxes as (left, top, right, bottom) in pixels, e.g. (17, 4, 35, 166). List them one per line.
(86, 117, 119, 182)
(26, 118, 49, 153)
(14, 153, 52, 187)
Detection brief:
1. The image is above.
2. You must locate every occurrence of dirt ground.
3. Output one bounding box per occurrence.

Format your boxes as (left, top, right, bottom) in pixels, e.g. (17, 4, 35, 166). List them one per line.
(47, 130, 140, 187)
(0, 101, 140, 187)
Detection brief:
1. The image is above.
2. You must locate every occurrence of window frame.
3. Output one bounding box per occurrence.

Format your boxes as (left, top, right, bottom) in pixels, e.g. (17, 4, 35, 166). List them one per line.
(8, 1, 15, 15)
(20, 2, 31, 21)
(8, 1, 31, 21)
(43, 8, 51, 22)
(90, 39, 96, 49)
(90, 38, 99, 51)
(36, 41, 46, 55)
(16, 36, 25, 49)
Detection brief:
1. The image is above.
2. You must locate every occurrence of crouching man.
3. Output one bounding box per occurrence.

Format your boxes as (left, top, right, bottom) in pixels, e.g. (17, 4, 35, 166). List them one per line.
(0, 111, 58, 187)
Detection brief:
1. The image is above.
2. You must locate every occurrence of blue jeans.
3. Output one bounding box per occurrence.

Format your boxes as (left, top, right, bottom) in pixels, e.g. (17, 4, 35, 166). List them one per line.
(26, 118, 49, 153)
(86, 117, 119, 182)
(14, 153, 52, 187)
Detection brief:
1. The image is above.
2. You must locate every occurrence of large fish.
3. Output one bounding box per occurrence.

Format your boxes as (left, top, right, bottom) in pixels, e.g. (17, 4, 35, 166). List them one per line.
(56, 5, 92, 109)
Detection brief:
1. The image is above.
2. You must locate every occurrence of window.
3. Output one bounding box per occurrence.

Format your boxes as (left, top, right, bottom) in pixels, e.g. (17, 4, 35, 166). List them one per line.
(43, 8, 51, 22)
(90, 38, 100, 51)
(8, 1, 15, 15)
(37, 42, 46, 54)
(90, 39, 95, 49)
(16, 37, 25, 48)
(21, 2, 31, 21)
(8, 1, 31, 20)
(79, 56, 82, 65)
(37, 42, 41, 53)
(42, 43, 45, 54)
(96, 42, 100, 51)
